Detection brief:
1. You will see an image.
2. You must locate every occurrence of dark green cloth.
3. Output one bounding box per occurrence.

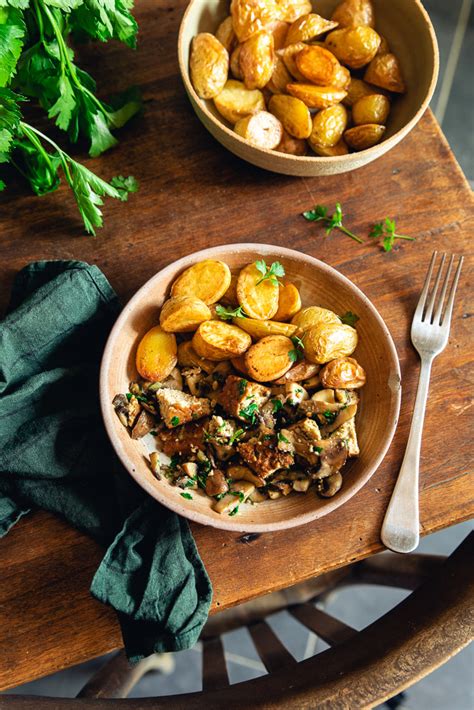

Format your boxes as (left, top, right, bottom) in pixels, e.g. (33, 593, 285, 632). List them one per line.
(0, 260, 212, 663)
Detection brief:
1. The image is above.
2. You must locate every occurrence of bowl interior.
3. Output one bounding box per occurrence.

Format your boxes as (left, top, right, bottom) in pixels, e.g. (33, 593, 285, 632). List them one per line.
(101, 245, 401, 532)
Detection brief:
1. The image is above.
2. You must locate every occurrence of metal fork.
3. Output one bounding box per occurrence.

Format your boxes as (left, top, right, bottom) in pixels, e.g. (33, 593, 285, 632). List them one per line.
(381, 252, 464, 554)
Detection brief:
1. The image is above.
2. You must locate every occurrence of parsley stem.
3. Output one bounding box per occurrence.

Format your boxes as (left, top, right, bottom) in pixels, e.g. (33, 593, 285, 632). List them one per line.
(338, 225, 365, 244)
(19, 123, 57, 175)
(394, 234, 416, 241)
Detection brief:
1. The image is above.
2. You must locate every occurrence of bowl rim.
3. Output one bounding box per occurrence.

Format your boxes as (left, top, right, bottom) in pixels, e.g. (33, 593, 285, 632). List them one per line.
(100, 244, 402, 532)
(177, 0, 440, 165)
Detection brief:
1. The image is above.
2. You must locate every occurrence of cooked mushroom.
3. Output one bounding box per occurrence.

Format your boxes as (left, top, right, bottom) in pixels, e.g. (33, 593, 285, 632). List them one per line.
(227, 464, 265, 487)
(205, 469, 229, 497)
(149, 452, 161, 478)
(317, 439, 348, 479)
(272, 481, 292, 496)
(285, 383, 309, 406)
(320, 358, 366, 390)
(182, 366, 205, 396)
(322, 403, 358, 435)
(292, 478, 311, 493)
(131, 409, 156, 439)
(212, 481, 255, 514)
(127, 394, 141, 427)
(182, 462, 198, 478)
(317, 472, 343, 498)
(249, 489, 268, 503)
(274, 360, 320, 384)
(113, 394, 130, 427)
(311, 389, 336, 403)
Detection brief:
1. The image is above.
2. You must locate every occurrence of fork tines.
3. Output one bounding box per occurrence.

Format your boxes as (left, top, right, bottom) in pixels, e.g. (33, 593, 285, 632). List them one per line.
(415, 251, 464, 327)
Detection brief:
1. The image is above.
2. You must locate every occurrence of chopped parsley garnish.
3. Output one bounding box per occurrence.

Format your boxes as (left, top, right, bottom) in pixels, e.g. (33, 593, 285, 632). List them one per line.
(229, 506, 239, 516)
(271, 398, 283, 413)
(170, 416, 180, 426)
(215, 305, 248, 320)
(150, 430, 158, 436)
(126, 392, 133, 402)
(229, 428, 245, 445)
(239, 401, 259, 424)
(169, 454, 180, 470)
(289, 335, 305, 362)
(255, 259, 285, 287)
(263, 434, 273, 441)
(184, 479, 196, 489)
(369, 217, 415, 252)
(231, 491, 246, 502)
(277, 432, 290, 444)
(323, 410, 338, 424)
(238, 379, 248, 395)
(340, 311, 359, 327)
(180, 492, 193, 500)
(315, 446, 323, 454)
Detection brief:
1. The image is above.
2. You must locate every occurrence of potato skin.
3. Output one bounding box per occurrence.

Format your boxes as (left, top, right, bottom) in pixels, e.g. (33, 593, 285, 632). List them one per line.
(325, 26, 381, 69)
(320, 357, 366, 389)
(275, 129, 307, 155)
(287, 83, 347, 109)
(285, 13, 338, 46)
(352, 93, 390, 125)
(240, 30, 275, 89)
(331, 0, 375, 28)
(344, 123, 385, 150)
(267, 56, 293, 93)
(332, 63, 351, 90)
(364, 52, 406, 93)
(305, 322, 358, 364)
(177, 340, 215, 373)
(267, 19, 289, 49)
(275, 282, 302, 320)
(278, 42, 307, 80)
(268, 94, 312, 139)
(245, 335, 294, 381)
(342, 76, 378, 107)
(237, 262, 280, 320)
(292, 306, 341, 333)
(295, 45, 342, 86)
(214, 79, 265, 123)
(221, 273, 239, 306)
(193, 320, 252, 361)
(310, 138, 349, 156)
(276, 0, 312, 23)
(230, 45, 244, 79)
(234, 111, 283, 149)
(231, 0, 280, 42)
(233, 316, 297, 339)
(309, 103, 348, 150)
(216, 16, 237, 53)
(160, 296, 211, 333)
(136, 326, 177, 382)
(171, 259, 231, 304)
(190, 33, 229, 99)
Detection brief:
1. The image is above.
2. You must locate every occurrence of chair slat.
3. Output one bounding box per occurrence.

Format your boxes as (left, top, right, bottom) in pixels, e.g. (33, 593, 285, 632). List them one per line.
(248, 620, 296, 674)
(354, 552, 445, 590)
(290, 603, 356, 646)
(201, 636, 229, 692)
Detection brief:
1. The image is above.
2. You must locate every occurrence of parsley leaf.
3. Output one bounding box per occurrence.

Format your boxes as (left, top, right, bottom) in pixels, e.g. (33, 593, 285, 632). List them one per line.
(170, 416, 180, 427)
(288, 334, 305, 362)
(303, 202, 364, 244)
(255, 259, 285, 286)
(180, 492, 193, 500)
(271, 398, 283, 413)
(229, 428, 245, 445)
(340, 311, 359, 327)
(277, 432, 290, 444)
(369, 217, 415, 252)
(215, 304, 247, 321)
(229, 506, 239, 516)
(239, 401, 258, 424)
(238, 379, 248, 396)
(0, 7, 26, 88)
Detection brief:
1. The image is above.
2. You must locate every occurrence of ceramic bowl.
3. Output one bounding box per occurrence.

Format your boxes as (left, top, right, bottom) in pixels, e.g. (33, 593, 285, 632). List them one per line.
(177, 0, 439, 176)
(100, 244, 401, 532)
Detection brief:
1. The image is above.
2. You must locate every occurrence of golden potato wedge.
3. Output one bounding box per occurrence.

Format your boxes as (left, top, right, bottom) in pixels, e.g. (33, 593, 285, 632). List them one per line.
(136, 326, 177, 382)
(216, 16, 237, 53)
(234, 316, 297, 339)
(267, 19, 289, 49)
(240, 30, 275, 89)
(275, 282, 302, 320)
(295, 45, 342, 86)
(234, 111, 283, 149)
(231, 0, 280, 42)
(276, 0, 312, 23)
(277, 42, 307, 81)
(291, 306, 341, 333)
(190, 33, 229, 100)
(214, 79, 266, 123)
(344, 123, 386, 150)
(309, 103, 348, 150)
(220, 273, 239, 306)
(305, 322, 358, 364)
(285, 13, 338, 46)
(160, 296, 211, 333)
(352, 93, 390, 125)
(376, 34, 390, 56)
(287, 83, 347, 109)
(332, 63, 351, 90)
(275, 129, 308, 155)
(342, 76, 378, 106)
(231, 354, 251, 375)
(267, 56, 293, 93)
(331, 0, 375, 28)
(268, 94, 312, 139)
(177, 340, 215, 374)
(193, 320, 252, 361)
(325, 26, 381, 69)
(364, 52, 406, 93)
(237, 262, 280, 320)
(245, 335, 294, 381)
(230, 44, 244, 79)
(310, 138, 349, 156)
(274, 359, 320, 384)
(171, 259, 231, 305)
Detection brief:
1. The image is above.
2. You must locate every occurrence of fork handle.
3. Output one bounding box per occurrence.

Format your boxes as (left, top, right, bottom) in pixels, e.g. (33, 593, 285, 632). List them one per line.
(381, 358, 433, 553)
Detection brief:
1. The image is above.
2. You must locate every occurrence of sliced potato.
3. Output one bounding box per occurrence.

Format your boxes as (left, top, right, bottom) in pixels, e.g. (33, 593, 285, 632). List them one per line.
(177, 340, 215, 374)
(267, 19, 289, 49)
(275, 282, 302, 321)
(295, 45, 342, 86)
(171, 259, 231, 304)
(160, 296, 211, 333)
(287, 83, 347, 109)
(364, 52, 406, 93)
(310, 138, 349, 156)
(231, 354, 251, 375)
(309, 103, 348, 150)
(376, 34, 390, 56)
(292, 306, 341, 333)
(190, 33, 229, 100)
(325, 26, 381, 69)
(193, 320, 252, 361)
(352, 93, 390, 125)
(267, 56, 293, 94)
(245, 335, 294, 381)
(274, 359, 320, 383)
(285, 13, 338, 46)
(305, 322, 358, 364)
(220, 273, 239, 306)
(344, 123, 386, 150)
(276, 0, 312, 23)
(275, 129, 308, 155)
(268, 94, 312, 139)
(342, 76, 378, 106)
(136, 326, 177, 382)
(234, 316, 297, 339)
(234, 111, 283, 149)
(216, 16, 237, 53)
(240, 30, 275, 89)
(278, 42, 307, 81)
(214, 79, 266, 124)
(230, 44, 244, 79)
(331, 0, 375, 28)
(332, 63, 351, 90)
(231, 0, 280, 42)
(237, 262, 280, 320)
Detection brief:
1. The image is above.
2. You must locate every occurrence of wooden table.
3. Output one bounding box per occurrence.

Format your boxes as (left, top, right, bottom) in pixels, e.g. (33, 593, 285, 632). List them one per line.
(0, 0, 473, 693)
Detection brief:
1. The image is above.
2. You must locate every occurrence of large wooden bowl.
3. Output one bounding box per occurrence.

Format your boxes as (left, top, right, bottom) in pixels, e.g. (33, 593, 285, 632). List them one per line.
(100, 245, 401, 532)
(178, 0, 439, 176)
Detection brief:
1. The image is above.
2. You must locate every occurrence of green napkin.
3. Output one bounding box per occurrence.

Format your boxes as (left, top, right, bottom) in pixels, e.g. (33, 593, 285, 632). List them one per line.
(0, 260, 212, 663)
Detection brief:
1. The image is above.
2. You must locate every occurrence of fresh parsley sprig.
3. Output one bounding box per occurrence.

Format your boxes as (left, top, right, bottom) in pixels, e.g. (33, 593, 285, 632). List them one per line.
(303, 203, 364, 244)
(215, 305, 247, 321)
(340, 311, 359, 327)
(369, 218, 415, 252)
(288, 334, 305, 363)
(255, 259, 285, 286)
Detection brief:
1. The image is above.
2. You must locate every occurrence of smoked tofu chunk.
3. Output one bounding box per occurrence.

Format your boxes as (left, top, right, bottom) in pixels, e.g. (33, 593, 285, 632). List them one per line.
(218, 375, 271, 421)
(286, 418, 323, 466)
(331, 417, 360, 456)
(238, 435, 294, 478)
(155, 387, 212, 428)
(157, 422, 207, 457)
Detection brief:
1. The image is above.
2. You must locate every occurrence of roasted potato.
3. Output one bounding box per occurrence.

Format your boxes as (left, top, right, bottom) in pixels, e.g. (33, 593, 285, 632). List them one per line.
(240, 30, 275, 89)
(234, 316, 297, 339)
(171, 259, 231, 304)
(231, 354, 251, 375)
(285, 13, 338, 46)
(320, 357, 366, 389)
(214, 79, 265, 123)
(231, 0, 280, 42)
(177, 340, 215, 374)
(332, 63, 351, 90)
(305, 322, 358, 364)
(230, 44, 244, 79)
(331, 0, 375, 28)
(278, 42, 307, 81)
(275, 282, 302, 320)
(342, 76, 378, 106)
(190, 33, 229, 100)
(267, 56, 293, 93)
(344, 123, 386, 150)
(308, 103, 348, 150)
(287, 83, 347, 109)
(267, 19, 289, 49)
(268, 94, 312, 139)
(193, 320, 252, 361)
(275, 129, 307, 155)
(325, 26, 381, 69)
(276, 0, 312, 23)
(292, 306, 341, 333)
(295, 45, 342, 86)
(235, 111, 283, 149)
(376, 34, 390, 56)
(310, 138, 349, 156)
(221, 273, 239, 306)
(216, 16, 237, 53)
(364, 53, 406, 93)
(237, 262, 280, 320)
(160, 296, 211, 333)
(245, 334, 294, 381)
(352, 93, 390, 125)
(136, 326, 177, 382)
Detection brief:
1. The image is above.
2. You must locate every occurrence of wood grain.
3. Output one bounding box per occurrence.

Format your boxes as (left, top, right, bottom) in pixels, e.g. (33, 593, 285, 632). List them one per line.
(0, 0, 473, 692)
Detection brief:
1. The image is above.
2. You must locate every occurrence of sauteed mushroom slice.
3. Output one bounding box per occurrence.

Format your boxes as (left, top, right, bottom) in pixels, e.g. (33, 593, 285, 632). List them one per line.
(205, 469, 229, 497)
(113, 394, 130, 428)
(213, 481, 255, 515)
(317, 438, 348, 479)
(322, 402, 358, 434)
(317, 471, 343, 497)
(131, 410, 156, 439)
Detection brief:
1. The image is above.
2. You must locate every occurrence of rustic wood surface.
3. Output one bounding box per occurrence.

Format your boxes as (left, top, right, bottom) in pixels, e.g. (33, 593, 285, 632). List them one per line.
(0, 0, 473, 692)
